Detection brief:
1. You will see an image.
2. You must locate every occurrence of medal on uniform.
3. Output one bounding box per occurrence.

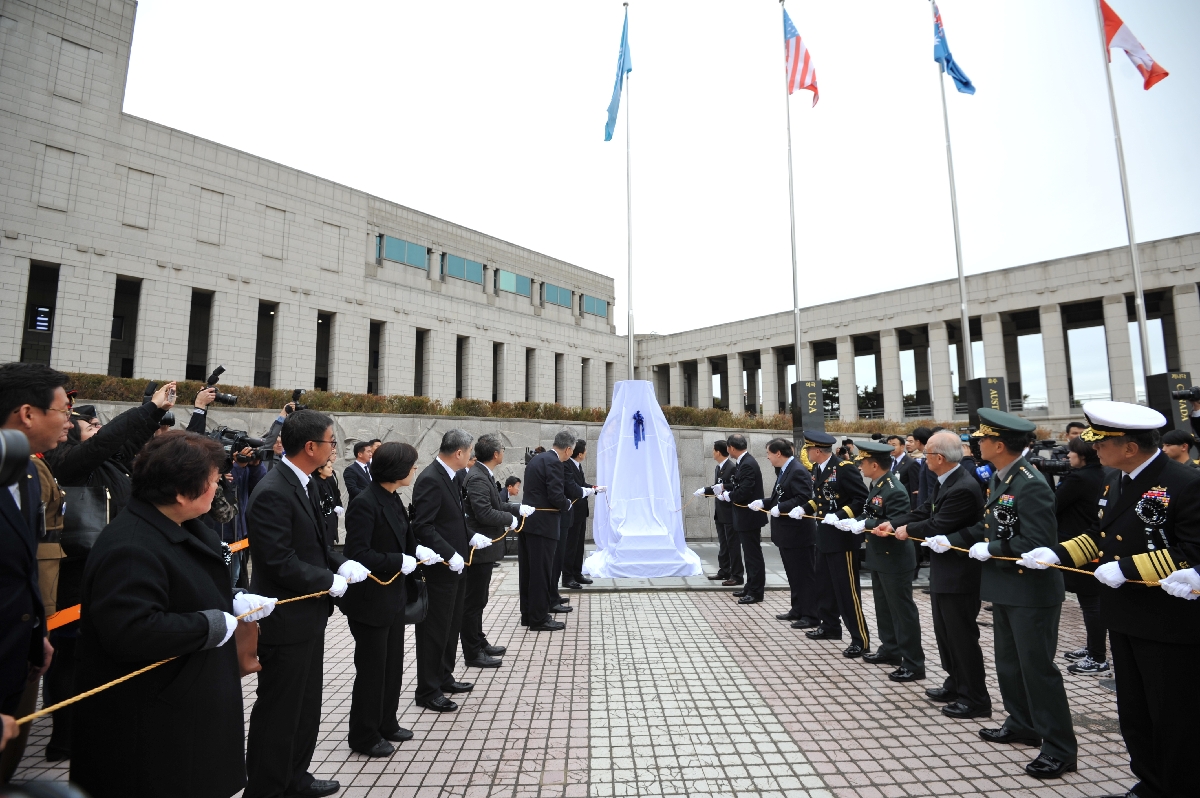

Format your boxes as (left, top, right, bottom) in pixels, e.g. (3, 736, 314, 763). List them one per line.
(1136, 487, 1170, 550)
(992, 494, 1017, 539)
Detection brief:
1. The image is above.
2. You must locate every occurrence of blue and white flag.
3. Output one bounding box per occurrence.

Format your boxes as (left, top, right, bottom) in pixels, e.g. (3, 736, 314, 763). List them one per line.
(604, 9, 633, 142)
(933, 2, 974, 95)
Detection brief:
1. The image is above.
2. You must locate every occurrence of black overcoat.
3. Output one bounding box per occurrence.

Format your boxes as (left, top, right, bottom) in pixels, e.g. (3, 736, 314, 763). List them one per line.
(762, 458, 817, 548)
(1053, 462, 1106, 596)
(891, 464, 984, 594)
(520, 451, 571, 539)
(410, 459, 471, 585)
(728, 453, 768, 532)
(337, 482, 413, 626)
(464, 462, 520, 565)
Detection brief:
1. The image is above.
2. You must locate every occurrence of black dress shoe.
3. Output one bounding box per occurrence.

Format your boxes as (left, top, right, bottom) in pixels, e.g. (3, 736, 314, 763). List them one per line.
(737, 595, 760, 604)
(790, 617, 820, 629)
(382, 728, 413, 742)
(44, 747, 70, 762)
(563, 580, 583, 589)
(943, 702, 992, 719)
(483, 644, 507, 656)
(443, 681, 474, 693)
(1024, 753, 1076, 779)
(286, 779, 341, 798)
(775, 611, 800, 621)
(843, 644, 864, 658)
(805, 626, 842, 640)
(530, 620, 565, 631)
(416, 696, 458, 712)
(723, 579, 744, 587)
(862, 651, 902, 666)
(978, 727, 1040, 746)
(707, 573, 728, 580)
(558, 597, 571, 603)
(888, 667, 926, 682)
(924, 687, 956, 702)
(576, 576, 593, 584)
(465, 655, 502, 668)
(550, 603, 574, 613)
(731, 590, 746, 597)
(351, 739, 394, 758)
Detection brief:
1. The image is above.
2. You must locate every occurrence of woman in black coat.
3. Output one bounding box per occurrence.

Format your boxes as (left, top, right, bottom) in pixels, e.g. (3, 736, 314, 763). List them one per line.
(1054, 435, 1109, 674)
(313, 457, 344, 547)
(71, 432, 278, 798)
(337, 442, 419, 758)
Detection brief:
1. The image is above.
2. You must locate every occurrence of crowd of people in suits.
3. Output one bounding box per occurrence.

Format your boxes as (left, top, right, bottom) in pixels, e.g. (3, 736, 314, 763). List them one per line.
(696, 404, 1200, 795)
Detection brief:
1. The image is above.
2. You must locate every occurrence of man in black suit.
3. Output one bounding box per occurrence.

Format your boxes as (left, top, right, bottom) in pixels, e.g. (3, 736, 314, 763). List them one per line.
(717, 433, 768, 604)
(342, 441, 373, 503)
(0, 363, 71, 777)
(887, 435, 915, 495)
(462, 434, 533, 668)
(753, 438, 819, 627)
(519, 431, 575, 630)
(561, 439, 596, 590)
(883, 430, 988, 717)
(245, 410, 369, 798)
(698, 440, 741, 585)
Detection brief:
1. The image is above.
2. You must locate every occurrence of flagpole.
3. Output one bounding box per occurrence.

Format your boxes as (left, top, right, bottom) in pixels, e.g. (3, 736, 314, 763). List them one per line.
(624, 2, 635, 382)
(931, 1, 973, 383)
(781, 0, 803, 415)
(1092, 0, 1152, 388)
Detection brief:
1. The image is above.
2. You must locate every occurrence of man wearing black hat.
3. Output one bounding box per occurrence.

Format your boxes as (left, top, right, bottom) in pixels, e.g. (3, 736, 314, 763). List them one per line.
(800, 430, 871, 657)
(1021, 401, 1200, 797)
(926, 408, 1076, 780)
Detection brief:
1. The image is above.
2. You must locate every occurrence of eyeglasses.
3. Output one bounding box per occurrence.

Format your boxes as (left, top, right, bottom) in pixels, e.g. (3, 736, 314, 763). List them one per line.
(309, 438, 338, 448)
(42, 406, 72, 419)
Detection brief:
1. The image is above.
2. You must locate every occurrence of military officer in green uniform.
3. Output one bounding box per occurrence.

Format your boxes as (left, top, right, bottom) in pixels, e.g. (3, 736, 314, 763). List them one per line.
(835, 440, 925, 682)
(923, 408, 1077, 780)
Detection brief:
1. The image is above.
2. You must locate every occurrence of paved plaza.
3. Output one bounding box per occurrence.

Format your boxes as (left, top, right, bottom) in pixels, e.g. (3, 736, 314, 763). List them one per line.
(16, 554, 1132, 798)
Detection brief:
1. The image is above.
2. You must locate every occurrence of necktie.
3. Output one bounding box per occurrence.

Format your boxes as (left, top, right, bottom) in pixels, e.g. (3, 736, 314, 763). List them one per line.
(1120, 473, 1132, 496)
(305, 481, 323, 521)
(364, 462, 372, 482)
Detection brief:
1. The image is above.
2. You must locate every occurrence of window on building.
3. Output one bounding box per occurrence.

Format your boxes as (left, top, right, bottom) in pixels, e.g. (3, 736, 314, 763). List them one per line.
(495, 269, 532, 297)
(107, 278, 142, 378)
(185, 290, 213, 382)
(543, 282, 571, 308)
(445, 254, 483, 284)
(21, 263, 60, 365)
(254, 302, 277, 388)
(583, 295, 607, 317)
(314, 313, 333, 391)
(380, 235, 427, 269)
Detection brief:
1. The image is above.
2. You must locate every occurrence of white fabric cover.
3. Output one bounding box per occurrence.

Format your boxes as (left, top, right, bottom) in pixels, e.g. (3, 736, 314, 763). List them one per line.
(583, 380, 702, 578)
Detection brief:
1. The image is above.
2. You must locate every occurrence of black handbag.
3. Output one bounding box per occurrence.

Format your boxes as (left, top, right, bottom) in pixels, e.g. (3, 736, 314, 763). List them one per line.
(60, 486, 111, 557)
(403, 572, 428, 625)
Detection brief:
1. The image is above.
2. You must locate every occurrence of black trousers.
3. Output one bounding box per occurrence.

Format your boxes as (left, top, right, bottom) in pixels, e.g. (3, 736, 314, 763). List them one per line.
(1110, 631, 1200, 798)
(245, 634, 326, 798)
(413, 573, 467, 704)
(562, 513, 587, 583)
(347, 615, 405, 750)
(929, 591, 990, 710)
(548, 512, 571, 606)
(738, 528, 765, 599)
(991, 603, 1077, 765)
(460, 562, 495, 660)
(1077, 592, 1107, 661)
(778, 545, 818, 619)
(815, 550, 870, 648)
(715, 520, 743, 580)
(519, 532, 556, 626)
(43, 628, 77, 757)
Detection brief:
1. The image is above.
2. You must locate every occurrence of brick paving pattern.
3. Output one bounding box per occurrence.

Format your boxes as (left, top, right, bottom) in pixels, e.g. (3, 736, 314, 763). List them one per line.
(14, 575, 1132, 797)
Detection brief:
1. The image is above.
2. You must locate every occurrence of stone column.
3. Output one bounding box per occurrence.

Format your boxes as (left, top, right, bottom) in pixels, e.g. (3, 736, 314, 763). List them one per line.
(1172, 283, 1200, 376)
(561, 354, 583, 407)
(427, 249, 442, 284)
(836, 335, 857, 422)
(880, 329, 903, 421)
(697, 357, 713, 409)
(427, 327, 458, 403)
(1039, 304, 1072, 417)
(928, 321, 955, 421)
(981, 313, 1006, 385)
(1103, 294, 1137, 402)
(270, 300, 317, 392)
(51, 259, 116, 375)
(744, 360, 759, 414)
(668, 361, 684, 407)
(482, 265, 493, 295)
(471, 338, 494, 401)
(530, 348, 555, 403)
(383, 323, 413, 397)
(133, 273, 191, 380)
(760, 348, 779, 416)
(799, 341, 815, 382)
(503, 343, 527, 403)
(727, 352, 743, 414)
(329, 311, 369, 393)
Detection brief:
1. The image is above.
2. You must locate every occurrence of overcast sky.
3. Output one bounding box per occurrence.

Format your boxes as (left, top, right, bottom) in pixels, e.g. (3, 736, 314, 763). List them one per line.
(123, 0, 1199, 340)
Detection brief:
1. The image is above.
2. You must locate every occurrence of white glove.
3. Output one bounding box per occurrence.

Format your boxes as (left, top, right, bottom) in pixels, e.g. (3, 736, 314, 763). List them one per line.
(328, 574, 349, 598)
(969, 542, 991, 561)
(843, 519, 867, 534)
(415, 545, 443, 564)
(748, 499, 764, 512)
(519, 504, 536, 517)
(1161, 568, 1200, 600)
(218, 612, 238, 647)
(595, 486, 607, 494)
(507, 515, 520, 530)
(469, 533, 492, 550)
(581, 487, 596, 497)
(769, 506, 780, 518)
(232, 592, 277, 622)
(822, 513, 840, 526)
(333, 506, 344, 517)
(923, 535, 951, 554)
(693, 488, 706, 497)
(711, 483, 726, 497)
(338, 559, 370, 584)
(718, 491, 732, 502)
(1095, 561, 1127, 589)
(788, 507, 804, 520)
(1018, 547, 1059, 569)
(400, 554, 418, 575)
(448, 553, 466, 573)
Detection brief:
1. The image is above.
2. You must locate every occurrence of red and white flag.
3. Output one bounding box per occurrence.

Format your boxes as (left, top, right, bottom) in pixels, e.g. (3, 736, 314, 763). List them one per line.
(1100, 0, 1168, 90)
(784, 10, 818, 106)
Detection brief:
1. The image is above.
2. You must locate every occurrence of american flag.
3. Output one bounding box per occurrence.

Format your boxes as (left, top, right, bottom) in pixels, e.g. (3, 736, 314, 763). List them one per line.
(784, 9, 818, 106)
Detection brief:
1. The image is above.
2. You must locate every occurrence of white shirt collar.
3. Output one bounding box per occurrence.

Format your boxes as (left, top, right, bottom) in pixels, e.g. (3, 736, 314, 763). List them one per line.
(480, 462, 494, 478)
(436, 456, 459, 481)
(937, 464, 961, 485)
(1127, 449, 1160, 481)
(281, 455, 311, 489)
(732, 452, 745, 465)
(779, 456, 794, 473)
(817, 458, 829, 472)
(7, 482, 21, 510)
(359, 459, 371, 471)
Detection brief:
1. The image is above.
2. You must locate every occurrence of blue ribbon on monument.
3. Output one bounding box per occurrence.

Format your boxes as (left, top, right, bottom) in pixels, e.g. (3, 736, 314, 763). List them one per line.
(632, 411, 645, 449)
